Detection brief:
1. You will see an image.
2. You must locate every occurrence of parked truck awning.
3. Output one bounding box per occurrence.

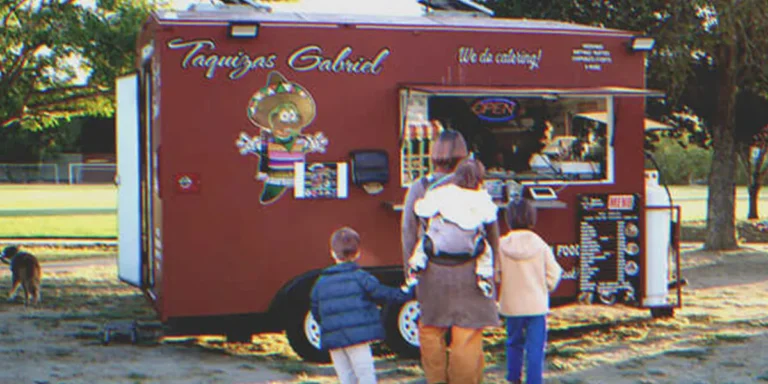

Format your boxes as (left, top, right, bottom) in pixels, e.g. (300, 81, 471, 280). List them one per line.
(575, 111, 674, 131)
(402, 85, 665, 98)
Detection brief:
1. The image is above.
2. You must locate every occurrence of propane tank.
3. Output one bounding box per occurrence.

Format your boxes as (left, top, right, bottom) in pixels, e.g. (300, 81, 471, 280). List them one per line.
(643, 170, 671, 306)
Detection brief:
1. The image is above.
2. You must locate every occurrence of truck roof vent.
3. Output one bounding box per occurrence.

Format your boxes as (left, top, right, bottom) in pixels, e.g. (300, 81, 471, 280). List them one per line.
(187, 0, 272, 13)
(419, 0, 494, 17)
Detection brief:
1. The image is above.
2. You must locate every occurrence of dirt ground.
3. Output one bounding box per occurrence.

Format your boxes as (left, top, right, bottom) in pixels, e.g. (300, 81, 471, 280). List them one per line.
(543, 246, 768, 384)
(0, 245, 767, 384)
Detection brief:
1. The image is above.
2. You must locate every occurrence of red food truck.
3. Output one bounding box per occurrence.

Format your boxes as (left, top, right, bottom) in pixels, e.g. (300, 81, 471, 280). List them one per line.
(115, 4, 682, 362)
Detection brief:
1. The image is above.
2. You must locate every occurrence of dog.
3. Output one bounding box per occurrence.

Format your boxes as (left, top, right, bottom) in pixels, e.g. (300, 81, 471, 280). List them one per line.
(0, 245, 42, 306)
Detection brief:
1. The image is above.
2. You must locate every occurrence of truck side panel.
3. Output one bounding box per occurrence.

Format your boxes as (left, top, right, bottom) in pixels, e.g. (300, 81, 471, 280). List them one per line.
(147, 21, 647, 319)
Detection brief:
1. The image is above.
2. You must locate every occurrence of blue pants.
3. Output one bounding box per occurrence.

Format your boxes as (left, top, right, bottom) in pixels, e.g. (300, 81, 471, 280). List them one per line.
(504, 315, 547, 384)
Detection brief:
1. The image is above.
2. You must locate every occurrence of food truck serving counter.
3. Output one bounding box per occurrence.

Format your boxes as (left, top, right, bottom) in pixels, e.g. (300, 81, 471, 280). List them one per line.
(115, 6, 682, 362)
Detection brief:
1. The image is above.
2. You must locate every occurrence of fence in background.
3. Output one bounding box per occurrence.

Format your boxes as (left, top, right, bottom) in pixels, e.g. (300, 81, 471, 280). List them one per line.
(0, 162, 116, 184)
(0, 163, 60, 184)
(68, 163, 116, 184)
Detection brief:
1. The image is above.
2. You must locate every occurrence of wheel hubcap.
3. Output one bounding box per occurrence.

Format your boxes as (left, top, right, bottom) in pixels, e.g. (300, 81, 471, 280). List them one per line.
(398, 300, 421, 347)
(304, 311, 322, 350)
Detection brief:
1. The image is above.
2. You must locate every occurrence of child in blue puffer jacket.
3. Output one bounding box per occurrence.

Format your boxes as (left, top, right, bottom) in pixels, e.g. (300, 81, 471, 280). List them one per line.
(310, 227, 413, 384)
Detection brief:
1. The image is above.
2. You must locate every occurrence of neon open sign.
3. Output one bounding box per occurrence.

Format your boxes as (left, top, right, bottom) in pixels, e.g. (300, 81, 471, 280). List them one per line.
(471, 98, 518, 122)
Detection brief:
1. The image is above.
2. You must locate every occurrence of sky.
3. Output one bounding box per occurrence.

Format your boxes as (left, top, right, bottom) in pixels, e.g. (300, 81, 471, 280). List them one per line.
(172, 0, 426, 15)
(63, 0, 426, 83)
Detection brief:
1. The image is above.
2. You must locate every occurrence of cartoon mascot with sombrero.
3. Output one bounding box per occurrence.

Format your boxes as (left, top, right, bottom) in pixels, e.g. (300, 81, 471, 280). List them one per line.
(236, 71, 328, 204)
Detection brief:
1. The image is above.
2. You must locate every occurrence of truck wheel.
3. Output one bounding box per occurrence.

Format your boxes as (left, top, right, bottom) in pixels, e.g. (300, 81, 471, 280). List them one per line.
(285, 304, 330, 363)
(383, 299, 421, 359)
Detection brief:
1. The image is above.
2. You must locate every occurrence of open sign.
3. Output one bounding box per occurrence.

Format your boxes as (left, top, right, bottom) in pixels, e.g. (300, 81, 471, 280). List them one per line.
(471, 98, 517, 122)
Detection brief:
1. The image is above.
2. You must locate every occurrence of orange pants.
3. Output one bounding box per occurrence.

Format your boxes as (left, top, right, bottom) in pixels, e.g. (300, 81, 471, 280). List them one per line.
(418, 324, 485, 384)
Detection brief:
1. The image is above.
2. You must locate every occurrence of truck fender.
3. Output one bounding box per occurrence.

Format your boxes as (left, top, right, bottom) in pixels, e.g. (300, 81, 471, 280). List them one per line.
(266, 265, 405, 324)
(267, 269, 324, 319)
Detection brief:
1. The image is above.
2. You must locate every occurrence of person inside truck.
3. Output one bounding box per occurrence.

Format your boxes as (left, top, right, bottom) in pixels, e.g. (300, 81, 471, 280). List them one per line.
(424, 96, 610, 181)
(401, 129, 501, 384)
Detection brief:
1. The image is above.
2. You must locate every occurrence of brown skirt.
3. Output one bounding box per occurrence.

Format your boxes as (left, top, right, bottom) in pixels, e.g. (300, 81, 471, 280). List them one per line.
(416, 258, 500, 329)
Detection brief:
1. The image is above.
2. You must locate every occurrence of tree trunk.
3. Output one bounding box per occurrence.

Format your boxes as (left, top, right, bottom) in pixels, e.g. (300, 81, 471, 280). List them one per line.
(705, 44, 739, 250)
(706, 127, 739, 249)
(748, 145, 768, 220)
(747, 183, 760, 219)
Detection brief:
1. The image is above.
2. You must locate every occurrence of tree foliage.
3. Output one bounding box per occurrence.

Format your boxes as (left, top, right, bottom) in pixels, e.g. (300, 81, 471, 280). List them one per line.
(649, 137, 712, 185)
(0, 0, 154, 131)
(676, 1, 768, 249)
(486, 0, 768, 249)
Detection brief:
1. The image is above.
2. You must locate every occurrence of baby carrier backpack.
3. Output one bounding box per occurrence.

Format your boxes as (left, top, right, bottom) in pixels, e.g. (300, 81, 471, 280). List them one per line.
(419, 175, 487, 260)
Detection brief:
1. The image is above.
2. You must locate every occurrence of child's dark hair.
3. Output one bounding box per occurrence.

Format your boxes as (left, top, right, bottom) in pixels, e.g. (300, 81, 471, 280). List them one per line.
(451, 157, 485, 189)
(330, 227, 361, 261)
(506, 198, 537, 229)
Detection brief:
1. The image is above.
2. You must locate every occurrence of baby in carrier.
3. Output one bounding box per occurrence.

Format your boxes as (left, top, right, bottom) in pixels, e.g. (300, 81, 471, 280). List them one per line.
(405, 158, 499, 298)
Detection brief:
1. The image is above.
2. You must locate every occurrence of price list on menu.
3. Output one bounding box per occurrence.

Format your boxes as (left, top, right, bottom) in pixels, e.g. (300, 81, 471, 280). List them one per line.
(577, 194, 642, 306)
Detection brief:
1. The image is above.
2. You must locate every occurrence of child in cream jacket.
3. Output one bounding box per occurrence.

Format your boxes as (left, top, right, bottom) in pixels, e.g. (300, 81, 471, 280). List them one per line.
(497, 197, 562, 384)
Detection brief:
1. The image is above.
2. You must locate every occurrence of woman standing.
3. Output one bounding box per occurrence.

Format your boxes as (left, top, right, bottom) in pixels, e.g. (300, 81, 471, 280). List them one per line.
(401, 129, 501, 384)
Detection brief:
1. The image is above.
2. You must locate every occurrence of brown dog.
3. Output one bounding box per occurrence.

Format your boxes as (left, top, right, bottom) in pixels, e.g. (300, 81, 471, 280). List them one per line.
(0, 246, 42, 306)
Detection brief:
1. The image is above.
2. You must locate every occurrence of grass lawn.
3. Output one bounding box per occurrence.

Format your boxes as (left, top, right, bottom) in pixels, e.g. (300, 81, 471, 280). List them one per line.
(0, 261, 154, 323)
(0, 185, 116, 238)
(0, 184, 767, 238)
(24, 245, 117, 262)
(0, 214, 116, 238)
(0, 184, 116, 210)
(667, 185, 768, 222)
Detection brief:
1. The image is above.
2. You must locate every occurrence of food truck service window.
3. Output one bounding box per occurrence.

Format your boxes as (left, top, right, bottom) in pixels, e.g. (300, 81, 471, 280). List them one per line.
(399, 87, 625, 187)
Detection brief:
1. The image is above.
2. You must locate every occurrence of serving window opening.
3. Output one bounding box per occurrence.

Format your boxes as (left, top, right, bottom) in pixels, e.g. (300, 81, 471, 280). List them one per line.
(400, 119, 445, 186)
(399, 89, 613, 188)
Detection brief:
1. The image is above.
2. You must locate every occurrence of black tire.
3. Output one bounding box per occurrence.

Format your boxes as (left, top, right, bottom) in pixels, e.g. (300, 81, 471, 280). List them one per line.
(285, 301, 331, 363)
(650, 306, 675, 319)
(382, 299, 421, 359)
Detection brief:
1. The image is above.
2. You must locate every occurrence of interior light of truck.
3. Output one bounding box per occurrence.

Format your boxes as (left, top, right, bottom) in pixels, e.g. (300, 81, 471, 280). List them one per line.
(630, 36, 655, 52)
(228, 22, 260, 39)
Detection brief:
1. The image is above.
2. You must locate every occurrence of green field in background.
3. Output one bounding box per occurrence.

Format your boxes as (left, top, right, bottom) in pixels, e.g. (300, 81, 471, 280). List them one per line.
(0, 214, 116, 238)
(0, 185, 117, 238)
(0, 184, 117, 210)
(0, 184, 766, 238)
(666, 185, 768, 222)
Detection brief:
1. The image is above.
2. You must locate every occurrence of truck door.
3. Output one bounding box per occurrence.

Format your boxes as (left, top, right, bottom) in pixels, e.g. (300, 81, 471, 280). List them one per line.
(144, 63, 160, 293)
(116, 65, 160, 292)
(116, 73, 143, 287)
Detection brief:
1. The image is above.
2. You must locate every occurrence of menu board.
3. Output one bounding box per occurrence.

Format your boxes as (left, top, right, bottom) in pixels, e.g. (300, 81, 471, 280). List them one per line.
(577, 193, 642, 306)
(294, 162, 348, 199)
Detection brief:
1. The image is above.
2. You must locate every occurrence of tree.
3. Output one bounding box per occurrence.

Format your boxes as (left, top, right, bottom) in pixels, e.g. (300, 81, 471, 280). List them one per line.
(0, 0, 153, 131)
(684, 2, 768, 249)
(735, 90, 768, 219)
(737, 127, 768, 219)
(486, 0, 768, 250)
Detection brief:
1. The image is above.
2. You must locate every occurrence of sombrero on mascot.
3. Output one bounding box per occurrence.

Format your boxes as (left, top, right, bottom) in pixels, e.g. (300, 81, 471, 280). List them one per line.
(246, 71, 320, 204)
(248, 71, 316, 138)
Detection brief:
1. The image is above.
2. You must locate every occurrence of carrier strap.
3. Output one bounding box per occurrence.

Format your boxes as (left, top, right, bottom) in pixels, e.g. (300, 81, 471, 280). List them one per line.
(417, 174, 453, 233)
(422, 235, 485, 266)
